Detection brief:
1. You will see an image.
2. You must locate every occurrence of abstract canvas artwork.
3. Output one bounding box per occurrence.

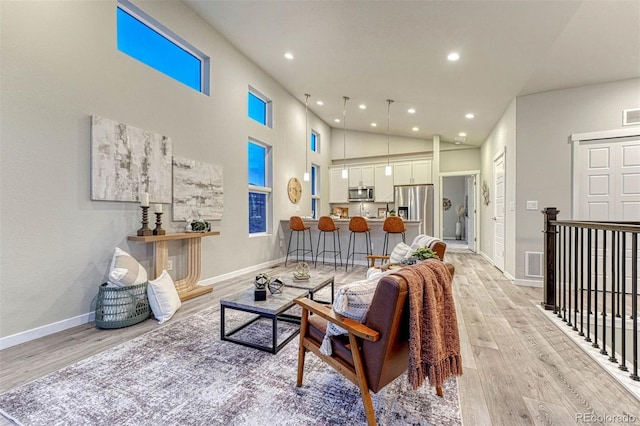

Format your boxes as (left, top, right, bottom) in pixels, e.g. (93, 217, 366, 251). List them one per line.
(172, 157, 223, 221)
(91, 116, 172, 203)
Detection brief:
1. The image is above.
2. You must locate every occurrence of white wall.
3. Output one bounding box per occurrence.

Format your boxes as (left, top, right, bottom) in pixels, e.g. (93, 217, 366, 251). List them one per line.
(514, 78, 640, 281)
(479, 99, 517, 277)
(0, 0, 332, 340)
(330, 129, 433, 162)
(440, 146, 481, 173)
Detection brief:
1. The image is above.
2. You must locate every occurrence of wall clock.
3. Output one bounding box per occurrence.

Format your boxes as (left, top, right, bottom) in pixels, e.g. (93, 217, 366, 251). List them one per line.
(287, 177, 302, 204)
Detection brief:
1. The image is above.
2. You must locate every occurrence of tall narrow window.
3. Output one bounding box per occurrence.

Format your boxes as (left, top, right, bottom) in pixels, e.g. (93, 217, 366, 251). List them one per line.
(311, 164, 320, 219)
(248, 140, 272, 234)
(116, 0, 209, 94)
(248, 86, 273, 128)
(311, 130, 320, 153)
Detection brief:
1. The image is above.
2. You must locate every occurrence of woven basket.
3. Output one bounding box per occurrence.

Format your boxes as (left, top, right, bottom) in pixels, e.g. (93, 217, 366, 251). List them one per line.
(95, 282, 150, 329)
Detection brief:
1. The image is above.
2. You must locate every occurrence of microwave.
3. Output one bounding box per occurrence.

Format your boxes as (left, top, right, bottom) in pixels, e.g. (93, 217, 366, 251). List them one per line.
(348, 186, 375, 202)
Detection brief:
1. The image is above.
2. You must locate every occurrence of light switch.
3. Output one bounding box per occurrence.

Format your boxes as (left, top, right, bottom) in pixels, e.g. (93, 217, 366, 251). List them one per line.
(526, 201, 538, 210)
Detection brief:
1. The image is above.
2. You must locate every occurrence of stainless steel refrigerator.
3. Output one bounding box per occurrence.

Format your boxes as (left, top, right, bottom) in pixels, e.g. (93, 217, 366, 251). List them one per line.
(394, 184, 434, 236)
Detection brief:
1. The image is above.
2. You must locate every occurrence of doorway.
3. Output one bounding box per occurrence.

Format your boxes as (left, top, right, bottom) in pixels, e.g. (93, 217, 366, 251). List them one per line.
(440, 171, 479, 253)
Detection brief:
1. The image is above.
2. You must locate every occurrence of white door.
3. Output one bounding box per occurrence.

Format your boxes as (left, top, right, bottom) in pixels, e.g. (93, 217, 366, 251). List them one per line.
(493, 150, 506, 271)
(575, 139, 640, 221)
(574, 138, 640, 291)
(466, 175, 476, 252)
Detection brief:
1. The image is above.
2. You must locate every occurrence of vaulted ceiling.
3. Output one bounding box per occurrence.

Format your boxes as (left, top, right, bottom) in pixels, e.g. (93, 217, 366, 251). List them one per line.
(185, 1, 640, 147)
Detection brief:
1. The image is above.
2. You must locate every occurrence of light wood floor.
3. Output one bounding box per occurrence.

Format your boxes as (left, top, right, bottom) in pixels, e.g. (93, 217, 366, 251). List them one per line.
(1, 251, 639, 425)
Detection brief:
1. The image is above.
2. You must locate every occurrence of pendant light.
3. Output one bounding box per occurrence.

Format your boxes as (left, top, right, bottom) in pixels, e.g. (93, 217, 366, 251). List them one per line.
(385, 99, 394, 176)
(342, 96, 350, 179)
(303, 94, 310, 182)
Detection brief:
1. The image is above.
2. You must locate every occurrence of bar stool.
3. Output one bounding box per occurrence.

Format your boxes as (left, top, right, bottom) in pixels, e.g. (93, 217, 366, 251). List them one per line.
(315, 216, 342, 269)
(285, 216, 314, 266)
(345, 216, 372, 271)
(381, 216, 406, 255)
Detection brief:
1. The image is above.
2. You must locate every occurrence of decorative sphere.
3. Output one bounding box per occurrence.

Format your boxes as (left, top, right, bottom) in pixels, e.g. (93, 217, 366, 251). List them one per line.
(255, 273, 269, 289)
(268, 277, 285, 295)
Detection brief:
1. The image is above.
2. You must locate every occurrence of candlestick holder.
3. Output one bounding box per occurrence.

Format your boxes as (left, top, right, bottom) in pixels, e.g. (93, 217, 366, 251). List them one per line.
(153, 212, 166, 235)
(137, 206, 153, 236)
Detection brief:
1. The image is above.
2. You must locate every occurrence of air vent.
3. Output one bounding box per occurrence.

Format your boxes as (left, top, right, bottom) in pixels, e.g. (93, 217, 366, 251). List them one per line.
(623, 108, 640, 126)
(525, 251, 543, 278)
(454, 136, 466, 142)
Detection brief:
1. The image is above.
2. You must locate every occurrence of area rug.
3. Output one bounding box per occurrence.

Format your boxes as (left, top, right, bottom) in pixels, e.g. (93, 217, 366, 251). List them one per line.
(0, 305, 462, 425)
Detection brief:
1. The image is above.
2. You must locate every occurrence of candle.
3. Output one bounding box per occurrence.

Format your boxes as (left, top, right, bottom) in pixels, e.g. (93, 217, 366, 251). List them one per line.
(139, 192, 149, 207)
(155, 204, 163, 213)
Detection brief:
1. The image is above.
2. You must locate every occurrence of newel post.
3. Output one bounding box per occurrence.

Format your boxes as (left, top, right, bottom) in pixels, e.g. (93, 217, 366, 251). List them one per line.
(542, 207, 559, 310)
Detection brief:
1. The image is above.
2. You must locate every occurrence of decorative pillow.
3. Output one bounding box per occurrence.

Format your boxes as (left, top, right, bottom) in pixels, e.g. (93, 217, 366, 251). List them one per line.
(320, 277, 379, 355)
(389, 242, 413, 264)
(411, 235, 440, 251)
(108, 248, 148, 287)
(147, 270, 181, 324)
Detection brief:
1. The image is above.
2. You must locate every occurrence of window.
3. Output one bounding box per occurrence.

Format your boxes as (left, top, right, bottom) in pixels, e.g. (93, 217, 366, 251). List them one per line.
(248, 87, 273, 127)
(248, 140, 272, 234)
(311, 164, 320, 219)
(116, 0, 209, 94)
(311, 130, 320, 153)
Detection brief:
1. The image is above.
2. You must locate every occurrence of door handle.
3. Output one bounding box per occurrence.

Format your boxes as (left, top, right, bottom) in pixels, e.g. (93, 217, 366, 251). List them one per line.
(492, 217, 497, 221)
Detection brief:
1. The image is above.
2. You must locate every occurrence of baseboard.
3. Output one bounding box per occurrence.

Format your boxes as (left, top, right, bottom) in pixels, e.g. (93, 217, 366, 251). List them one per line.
(503, 270, 515, 281)
(478, 250, 493, 265)
(515, 278, 543, 288)
(198, 257, 287, 286)
(0, 311, 96, 350)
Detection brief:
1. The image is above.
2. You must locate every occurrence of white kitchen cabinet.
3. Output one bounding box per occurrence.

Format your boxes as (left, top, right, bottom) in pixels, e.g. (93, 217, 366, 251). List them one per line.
(329, 167, 348, 203)
(393, 159, 432, 185)
(348, 165, 374, 187)
(374, 165, 394, 202)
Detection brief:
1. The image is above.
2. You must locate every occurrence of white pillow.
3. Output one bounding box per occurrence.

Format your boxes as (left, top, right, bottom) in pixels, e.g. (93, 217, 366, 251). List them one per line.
(320, 277, 379, 355)
(108, 247, 148, 287)
(389, 242, 413, 264)
(411, 235, 440, 250)
(147, 270, 181, 324)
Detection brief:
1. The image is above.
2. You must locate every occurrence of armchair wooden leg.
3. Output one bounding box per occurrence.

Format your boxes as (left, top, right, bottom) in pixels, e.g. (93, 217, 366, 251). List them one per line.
(297, 307, 309, 387)
(348, 333, 377, 426)
(436, 386, 443, 397)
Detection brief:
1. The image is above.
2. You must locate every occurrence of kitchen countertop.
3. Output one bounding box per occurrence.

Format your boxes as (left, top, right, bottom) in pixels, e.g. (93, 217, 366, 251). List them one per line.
(281, 218, 420, 224)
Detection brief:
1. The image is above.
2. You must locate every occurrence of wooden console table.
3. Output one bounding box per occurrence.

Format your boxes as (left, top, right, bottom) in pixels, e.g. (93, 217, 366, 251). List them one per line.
(128, 232, 219, 301)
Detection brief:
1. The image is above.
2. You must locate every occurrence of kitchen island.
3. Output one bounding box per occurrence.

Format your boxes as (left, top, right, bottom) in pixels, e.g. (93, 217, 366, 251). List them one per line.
(279, 218, 421, 266)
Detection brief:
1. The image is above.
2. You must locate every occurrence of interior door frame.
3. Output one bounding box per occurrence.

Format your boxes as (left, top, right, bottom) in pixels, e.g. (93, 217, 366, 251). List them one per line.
(439, 170, 480, 252)
(493, 148, 506, 271)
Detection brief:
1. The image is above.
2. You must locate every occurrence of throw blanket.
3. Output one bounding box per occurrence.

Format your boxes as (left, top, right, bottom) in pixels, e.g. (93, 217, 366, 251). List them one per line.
(391, 260, 463, 390)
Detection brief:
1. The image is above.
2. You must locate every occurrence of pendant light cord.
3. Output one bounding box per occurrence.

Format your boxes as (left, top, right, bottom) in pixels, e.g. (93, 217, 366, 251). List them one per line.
(305, 94, 310, 175)
(386, 99, 393, 166)
(343, 96, 349, 171)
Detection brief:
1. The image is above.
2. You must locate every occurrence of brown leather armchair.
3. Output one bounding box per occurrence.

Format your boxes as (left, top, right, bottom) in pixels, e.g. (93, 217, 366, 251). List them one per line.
(294, 263, 455, 426)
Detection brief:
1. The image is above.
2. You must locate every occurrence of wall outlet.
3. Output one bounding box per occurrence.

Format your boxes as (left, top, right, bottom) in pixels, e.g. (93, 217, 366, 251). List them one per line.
(526, 201, 538, 210)
(296, 205, 300, 212)
(167, 259, 174, 271)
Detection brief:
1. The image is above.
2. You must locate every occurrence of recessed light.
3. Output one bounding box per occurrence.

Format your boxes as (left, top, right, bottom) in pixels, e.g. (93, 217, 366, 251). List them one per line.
(316, 100, 324, 106)
(408, 108, 416, 114)
(359, 104, 366, 110)
(371, 123, 377, 127)
(465, 113, 475, 119)
(458, 132, 467, 137)
(284, 52, 294, 60)
(447, 52, 460, 61)
(412, 127, 419, 131)
(334, 118, 340, 123)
